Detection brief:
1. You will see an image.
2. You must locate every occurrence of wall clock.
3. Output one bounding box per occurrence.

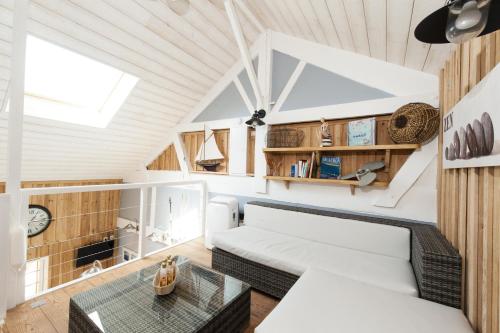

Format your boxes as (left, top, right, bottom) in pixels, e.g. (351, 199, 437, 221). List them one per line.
(27, 204, 52, 237)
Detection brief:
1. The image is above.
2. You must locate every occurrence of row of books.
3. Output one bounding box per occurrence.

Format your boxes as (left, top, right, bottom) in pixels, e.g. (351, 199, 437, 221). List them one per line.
(290, 152, 316, 178)
(289, 154, 342, 179)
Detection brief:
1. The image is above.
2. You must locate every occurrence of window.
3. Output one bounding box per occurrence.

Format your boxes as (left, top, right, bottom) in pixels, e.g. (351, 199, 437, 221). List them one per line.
(25, 256, 49, 299)
(8, 35, 138, 128)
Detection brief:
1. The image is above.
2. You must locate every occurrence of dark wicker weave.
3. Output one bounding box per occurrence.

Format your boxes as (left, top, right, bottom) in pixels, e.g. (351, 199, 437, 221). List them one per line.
(212, 247, 299, 299)
(212, 201, 462, 308)
(69, 257, 250, 333)
(388, 102, 440, 144)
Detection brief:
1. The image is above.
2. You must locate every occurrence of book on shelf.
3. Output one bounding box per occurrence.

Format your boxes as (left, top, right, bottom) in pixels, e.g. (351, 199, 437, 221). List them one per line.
(347, 117, 376, 146)
(290, 158, 314, 178)
(319, 156, 341, 179)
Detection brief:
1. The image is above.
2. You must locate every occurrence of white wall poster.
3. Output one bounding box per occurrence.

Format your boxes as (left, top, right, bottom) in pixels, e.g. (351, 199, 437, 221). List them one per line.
(443, 63, 500, 169)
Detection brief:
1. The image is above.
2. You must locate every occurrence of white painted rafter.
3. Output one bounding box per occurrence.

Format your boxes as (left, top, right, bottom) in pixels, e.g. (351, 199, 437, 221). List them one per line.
(224, 0, 263, 109)
(234, 0, 264, 33)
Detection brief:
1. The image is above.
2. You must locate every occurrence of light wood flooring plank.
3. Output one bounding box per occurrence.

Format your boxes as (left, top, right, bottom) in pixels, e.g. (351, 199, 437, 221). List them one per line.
(5, 237, 278, 333)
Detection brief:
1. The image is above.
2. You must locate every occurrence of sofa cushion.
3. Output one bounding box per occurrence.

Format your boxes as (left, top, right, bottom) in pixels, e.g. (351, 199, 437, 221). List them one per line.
(244, 204, 410, 260)
(256, 268, 472, 333)
(212, 226, 418, 296)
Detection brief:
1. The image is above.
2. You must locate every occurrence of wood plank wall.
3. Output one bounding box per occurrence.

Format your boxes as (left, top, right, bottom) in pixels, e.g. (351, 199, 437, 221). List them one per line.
(439, 31, 500, 333)
(147, 144, 181, 171)
(269, 115, 413, 181)
(1, 179, 122, 288)
(247, 128, 256, 175)
(181, 129, 230, 173)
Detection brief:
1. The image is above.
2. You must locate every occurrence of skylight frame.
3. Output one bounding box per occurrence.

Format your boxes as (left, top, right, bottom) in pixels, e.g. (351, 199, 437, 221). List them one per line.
(5, 35, 139, 128)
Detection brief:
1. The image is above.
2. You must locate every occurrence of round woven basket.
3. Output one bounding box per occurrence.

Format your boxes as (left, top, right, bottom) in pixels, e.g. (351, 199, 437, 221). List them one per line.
(388, 103, 440, 144)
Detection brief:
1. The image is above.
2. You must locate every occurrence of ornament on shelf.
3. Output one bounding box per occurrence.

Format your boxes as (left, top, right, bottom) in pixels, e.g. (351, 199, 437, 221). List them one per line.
(319, 118, 333, 147)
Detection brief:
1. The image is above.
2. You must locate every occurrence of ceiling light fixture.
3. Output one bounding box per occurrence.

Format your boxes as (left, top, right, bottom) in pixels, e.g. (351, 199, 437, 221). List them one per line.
(165, 0, 190, 16)
(245, 109, 266, 128)
(415, 0, 499, 44)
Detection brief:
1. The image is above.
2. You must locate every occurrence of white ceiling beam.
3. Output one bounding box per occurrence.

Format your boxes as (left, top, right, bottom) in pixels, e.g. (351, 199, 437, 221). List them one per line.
(224, 0, 263, 109)
(5, 0, 28, 313)
(234, 0, 264, 33)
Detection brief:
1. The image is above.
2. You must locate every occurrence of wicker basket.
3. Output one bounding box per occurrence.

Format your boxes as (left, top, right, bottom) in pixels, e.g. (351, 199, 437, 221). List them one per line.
(153, 265, 179, 296)
(266, 128, 304, 148)
(388, 103, 440, 144)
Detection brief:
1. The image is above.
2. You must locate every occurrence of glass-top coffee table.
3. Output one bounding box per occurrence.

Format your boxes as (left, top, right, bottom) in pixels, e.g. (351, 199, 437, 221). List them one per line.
(69, 256, 251, 333)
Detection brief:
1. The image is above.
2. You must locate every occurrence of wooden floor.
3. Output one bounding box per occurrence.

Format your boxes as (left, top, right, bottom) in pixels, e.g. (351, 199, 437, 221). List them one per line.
(1, 237, 279, 333)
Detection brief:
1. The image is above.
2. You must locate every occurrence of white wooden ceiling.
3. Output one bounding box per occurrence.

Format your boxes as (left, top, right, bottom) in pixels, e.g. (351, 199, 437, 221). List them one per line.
(245, 0, 453, 74)
(0, 0, 452, 181)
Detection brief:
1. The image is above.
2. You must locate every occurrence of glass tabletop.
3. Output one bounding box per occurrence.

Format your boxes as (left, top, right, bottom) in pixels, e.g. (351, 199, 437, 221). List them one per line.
(71, 256, 250, 333)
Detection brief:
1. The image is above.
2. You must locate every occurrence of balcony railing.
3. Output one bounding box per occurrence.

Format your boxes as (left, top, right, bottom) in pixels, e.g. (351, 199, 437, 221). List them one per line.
(15, 180, 206, 301)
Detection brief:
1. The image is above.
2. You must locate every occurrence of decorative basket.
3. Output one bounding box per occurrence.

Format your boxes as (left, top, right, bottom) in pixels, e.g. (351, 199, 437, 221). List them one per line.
(266, 128, 305, 148)
(153, 265, 179, 296)
(388, 103, 440, 144)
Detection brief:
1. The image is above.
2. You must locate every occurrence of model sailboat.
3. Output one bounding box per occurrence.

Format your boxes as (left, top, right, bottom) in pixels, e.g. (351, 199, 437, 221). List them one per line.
(195, 128, 224, 172)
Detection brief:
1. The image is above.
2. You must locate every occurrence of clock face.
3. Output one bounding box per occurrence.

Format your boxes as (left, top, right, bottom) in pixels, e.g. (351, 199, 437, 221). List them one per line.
(28, 205, 52, 237)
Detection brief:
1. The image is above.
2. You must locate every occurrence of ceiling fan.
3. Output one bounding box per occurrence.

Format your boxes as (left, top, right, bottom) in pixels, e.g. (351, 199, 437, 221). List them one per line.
(415, 0, 500, 44)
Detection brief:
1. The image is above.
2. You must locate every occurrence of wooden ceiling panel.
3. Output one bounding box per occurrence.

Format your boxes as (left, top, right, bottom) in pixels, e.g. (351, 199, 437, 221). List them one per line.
(0, 0, 452, 181)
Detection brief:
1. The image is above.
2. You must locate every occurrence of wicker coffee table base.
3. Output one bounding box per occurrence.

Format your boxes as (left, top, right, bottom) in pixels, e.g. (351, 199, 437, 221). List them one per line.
(69, 289, 250, 333)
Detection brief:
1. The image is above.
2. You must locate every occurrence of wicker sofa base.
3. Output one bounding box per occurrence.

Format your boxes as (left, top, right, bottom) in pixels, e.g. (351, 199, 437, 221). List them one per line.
(212, 247, 299, 299)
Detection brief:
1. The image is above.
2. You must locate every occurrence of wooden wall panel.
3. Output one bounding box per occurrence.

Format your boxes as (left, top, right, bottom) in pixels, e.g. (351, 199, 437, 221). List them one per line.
(439, 31, 500, 333)
(147, 144, 181, 171)
(247, 128, 256, 175)
(1, 179, 122, 288)
(181, 129, 230, 174)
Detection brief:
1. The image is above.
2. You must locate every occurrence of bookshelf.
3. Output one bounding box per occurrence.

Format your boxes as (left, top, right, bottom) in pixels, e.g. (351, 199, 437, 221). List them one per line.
(263, 116, 421, 194)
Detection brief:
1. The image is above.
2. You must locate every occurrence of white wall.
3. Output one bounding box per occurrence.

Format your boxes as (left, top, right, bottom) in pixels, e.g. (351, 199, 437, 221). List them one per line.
(134, 31, 439, 224)
(137, 156, 437, 223)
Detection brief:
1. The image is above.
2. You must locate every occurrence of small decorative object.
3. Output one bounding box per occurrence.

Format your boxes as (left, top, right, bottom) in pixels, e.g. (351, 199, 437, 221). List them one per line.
(267, 156, 283, 176)
(27, 204, 52, 237)
(153, 257, 179, 296)
(340, 161, 385, 186)
(245, 109, 266, 128)
(444, 64, 500, 169)
(388, 103, 440, 144)
(348, 118, 376, 146)
(81, 260, 103, 278)
(319, 118, 333, 147)
(266, 128, 304, 148)
(319, 156, 341, 179)
(415, 0, 499, 44)
(195, 126, 224, 172)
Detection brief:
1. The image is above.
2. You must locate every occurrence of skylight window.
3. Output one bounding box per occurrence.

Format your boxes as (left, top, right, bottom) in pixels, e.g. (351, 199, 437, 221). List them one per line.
(11, 35, 138, 128)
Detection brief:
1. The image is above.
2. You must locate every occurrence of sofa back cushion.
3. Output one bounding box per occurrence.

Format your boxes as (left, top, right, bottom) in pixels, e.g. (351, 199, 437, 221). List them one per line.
(244, 204, 410, 261)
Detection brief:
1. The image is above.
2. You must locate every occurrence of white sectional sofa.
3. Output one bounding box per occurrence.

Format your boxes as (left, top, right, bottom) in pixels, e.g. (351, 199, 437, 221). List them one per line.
(213, 203, 418, 296)
(255, 268, 472, 333)
(211, 201, 466, 332)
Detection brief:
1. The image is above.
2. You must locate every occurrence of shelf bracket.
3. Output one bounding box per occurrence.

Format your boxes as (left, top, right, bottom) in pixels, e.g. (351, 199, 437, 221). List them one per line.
(350, 185, 356, 195)
(284, 180, 290, 190)
(384, 149, 391, 172)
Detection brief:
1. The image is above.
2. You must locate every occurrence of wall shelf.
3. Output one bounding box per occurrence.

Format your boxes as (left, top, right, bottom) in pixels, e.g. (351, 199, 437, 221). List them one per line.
(263, 144, 420, 153)
(263, 144, 420, 195)
(264, 176, 388, 194)
(264, 118, 422, 195)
